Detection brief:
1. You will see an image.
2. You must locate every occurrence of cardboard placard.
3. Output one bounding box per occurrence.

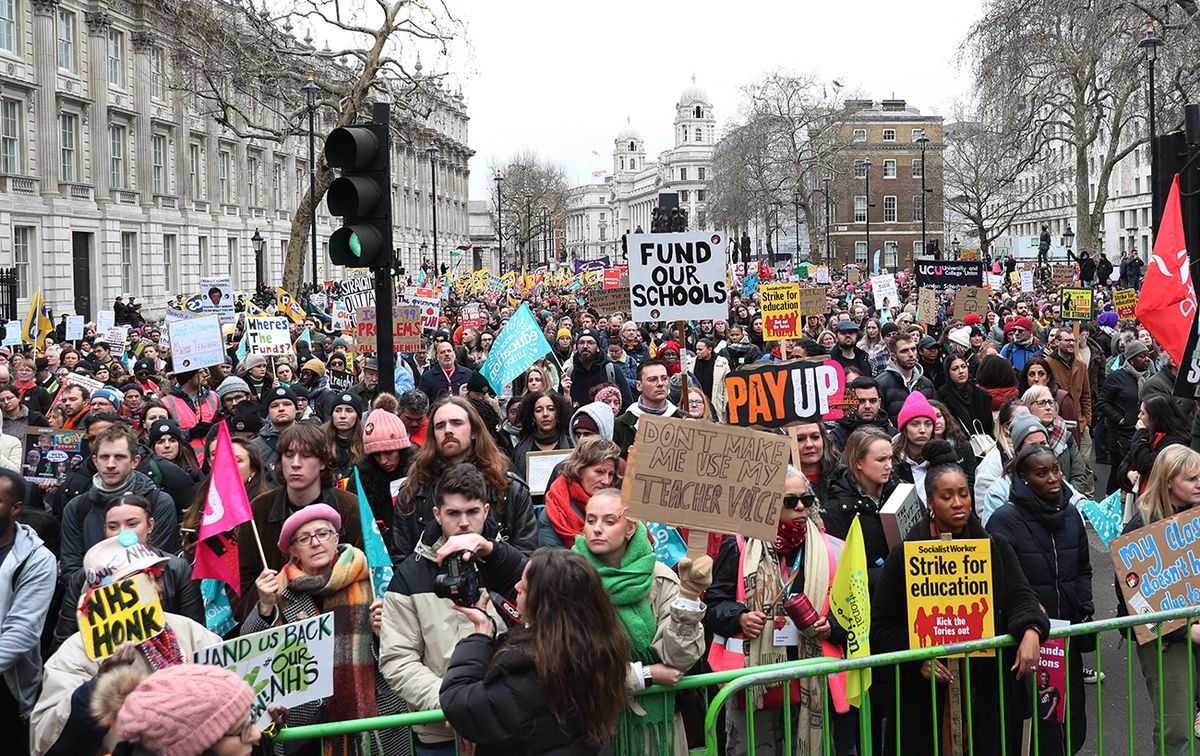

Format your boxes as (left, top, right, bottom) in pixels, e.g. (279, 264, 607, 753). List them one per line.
(194, 613, 335, 728)
(879, 483, 922, 548)
(621, 415, 789, 542)
(954, 287, 988, 320)
(525, 449, 574, 496)
(168, 315, 226, 371)
(870, 274, 898, 310)
(904, 538, 995, 656)
(22, 427, 85, 484)
(847, 268, 861, 285)
(589, 273, 631, 315)
(723, 359, 849, 427)
(353, 306, 424, 353)
(917, 289, 938, 324)
(760, 283, 802, 340)
(914, 259, 983, 290)
(798, 287, 827, 318)
(627, 231, 729, 321)
(1051, 264, 1075, 286)
(1060, 288, 1093, 321)
(246, 317, 294, 356)
(78, 573, 166, 661)
(1112, 289, 1138, 320)
(1111, 504, 1200, 644)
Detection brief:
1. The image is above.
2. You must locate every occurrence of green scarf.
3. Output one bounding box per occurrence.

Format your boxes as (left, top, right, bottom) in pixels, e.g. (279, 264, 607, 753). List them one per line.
(573, 523, 674, 755)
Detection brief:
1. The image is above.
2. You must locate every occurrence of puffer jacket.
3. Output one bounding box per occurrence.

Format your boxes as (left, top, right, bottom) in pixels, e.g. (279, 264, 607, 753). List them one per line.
(0, 523, 56, 717)
(873, 361, 936, 422)
(392, 473, 538, 561)
(829, 413, 897, 453)
(821, 464, 901, 583)
(379, 520, 525, 745)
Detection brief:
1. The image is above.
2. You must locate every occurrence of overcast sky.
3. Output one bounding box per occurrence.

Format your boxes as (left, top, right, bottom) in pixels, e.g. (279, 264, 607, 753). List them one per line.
(446, 0, 984, 200)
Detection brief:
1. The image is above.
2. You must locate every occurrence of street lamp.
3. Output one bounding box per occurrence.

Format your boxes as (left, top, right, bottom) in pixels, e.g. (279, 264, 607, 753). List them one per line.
(419, 241, 428, 275)
(1062, 223, 1075, 256)
(540, 204, 549, 268)
(426, 142, 440, 275)
(493, 173, 504, 275)
(916, 133, 931, 259)
(1139, 20, 1163, 229)
(822, 175, 832, 264)
(251, 229, 265, 293)
(523, 192, 533, 271)
(792, 188, 802, 266)
(862, 159, 872, 270)
(301, 72, 319, 290)
(951, 236, 961, 259)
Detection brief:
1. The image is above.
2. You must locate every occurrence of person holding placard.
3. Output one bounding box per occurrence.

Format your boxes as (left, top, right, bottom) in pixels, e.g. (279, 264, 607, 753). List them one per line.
(510, 391, 574, 489)
(537, 436, 620, 548)
(872, 462, 1048, 756)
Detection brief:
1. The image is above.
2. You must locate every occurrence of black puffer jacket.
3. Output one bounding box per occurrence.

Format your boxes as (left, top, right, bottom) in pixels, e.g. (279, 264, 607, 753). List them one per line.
(392, 474, 538, 561)
(873, 361, 936, 423)
(821, 464, 901, 581)
(1098, 367, 1141, 439)
(828, 413, 897, 453)
(985, 476, 1093, 623)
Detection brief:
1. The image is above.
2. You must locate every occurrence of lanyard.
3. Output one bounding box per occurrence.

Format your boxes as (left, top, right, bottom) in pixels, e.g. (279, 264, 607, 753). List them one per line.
(778, 547, 804, 591)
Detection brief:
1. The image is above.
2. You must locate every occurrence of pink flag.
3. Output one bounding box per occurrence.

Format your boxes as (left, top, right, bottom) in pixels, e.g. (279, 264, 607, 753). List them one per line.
(191, 424, 254, 591)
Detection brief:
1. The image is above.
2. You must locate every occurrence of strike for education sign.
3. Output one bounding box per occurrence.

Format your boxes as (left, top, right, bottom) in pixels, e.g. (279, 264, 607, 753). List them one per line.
(759, 283, 801, 340)
(904, 539, 995, 656)
(621, 415, 789, 542)
(627, 231, 728, 321)
(723, 359, 850, 427)
(194, 614, 335, 727)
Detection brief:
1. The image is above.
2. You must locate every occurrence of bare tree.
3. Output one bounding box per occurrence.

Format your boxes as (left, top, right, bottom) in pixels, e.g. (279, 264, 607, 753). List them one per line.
(488, 152, 571, 271)
(166, 0, 464, 293)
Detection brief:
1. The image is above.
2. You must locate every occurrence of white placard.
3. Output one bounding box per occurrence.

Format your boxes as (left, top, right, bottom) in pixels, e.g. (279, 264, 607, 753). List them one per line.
(627, 231, 729, 321)
(65, 316, 85, 341)
(986, 274, 1005, 290)
(102, 326, 129, 360)
(398, 287, 441, 331)
(3, 322, 21, 346)
(246, 316, 294, 356)
(96, 310, 115, 332)
(814, 266, 830, 284)
(526, 449, 574, 496)
(1020, 269, 1035, 293)
(331, 299, 354, 331)
(199, 276, 234, 322)
(870, 273, 899, 310)
(168, 315, 226, 371)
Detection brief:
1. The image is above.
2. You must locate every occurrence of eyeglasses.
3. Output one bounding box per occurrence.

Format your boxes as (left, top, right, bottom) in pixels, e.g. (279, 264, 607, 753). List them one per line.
(688, 398, 706, 407)
(1032, 398, 1056, 408)
(291, 528, 336, 547)
(783, 493, 817, 510)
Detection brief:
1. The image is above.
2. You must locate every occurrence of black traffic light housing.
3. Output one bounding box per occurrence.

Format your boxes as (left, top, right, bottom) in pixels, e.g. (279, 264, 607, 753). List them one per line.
(324, 115, 392, 269)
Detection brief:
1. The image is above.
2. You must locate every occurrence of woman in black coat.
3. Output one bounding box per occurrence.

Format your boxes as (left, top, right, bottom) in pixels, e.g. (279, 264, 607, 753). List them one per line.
(873, 463, 1048, 756)
(1120, 394, 1190, 494)
(985, 445, 1092, 756)
(821, 426, 901, 584)
(938, 354, 995, 437)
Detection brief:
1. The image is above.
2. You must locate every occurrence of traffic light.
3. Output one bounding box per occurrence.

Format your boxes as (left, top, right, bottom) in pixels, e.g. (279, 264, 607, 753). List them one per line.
(324, 120, 392, 268)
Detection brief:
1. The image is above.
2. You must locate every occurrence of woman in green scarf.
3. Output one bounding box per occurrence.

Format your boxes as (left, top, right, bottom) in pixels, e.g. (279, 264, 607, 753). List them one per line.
(573, 488, 710, 756)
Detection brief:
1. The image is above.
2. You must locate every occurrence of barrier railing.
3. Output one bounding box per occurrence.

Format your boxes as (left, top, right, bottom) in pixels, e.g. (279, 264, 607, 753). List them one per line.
(276, 606, 1200, 755)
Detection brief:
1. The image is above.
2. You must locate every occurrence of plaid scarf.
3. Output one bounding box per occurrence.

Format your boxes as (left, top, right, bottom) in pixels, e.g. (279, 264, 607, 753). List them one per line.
(1045, 415, 1071, 457)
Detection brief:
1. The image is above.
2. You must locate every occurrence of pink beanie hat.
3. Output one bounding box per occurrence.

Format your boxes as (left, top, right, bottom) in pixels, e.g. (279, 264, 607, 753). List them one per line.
(109, 666, 254, 756)
(363, 408, 412, 454)
(897, 391, 937, 431)
(277, 503, 342, 552)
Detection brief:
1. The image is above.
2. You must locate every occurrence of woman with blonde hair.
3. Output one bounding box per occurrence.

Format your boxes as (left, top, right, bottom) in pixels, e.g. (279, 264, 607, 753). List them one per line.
(538, 435, 621, 547)
(1021, 384, 1087, 492)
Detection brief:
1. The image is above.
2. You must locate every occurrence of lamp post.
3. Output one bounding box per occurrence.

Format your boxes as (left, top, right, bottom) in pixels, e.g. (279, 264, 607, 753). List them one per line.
(493, 173, 504, 275)
(251, 229, 265, 293)
(426, 142, 440, 275)
(792, 189, 801, 265)
(523, 193, 532, 271)
(822, 175, 832, 264)
(916, 133, 931, 258)
(1062, 223, 1075, 260)
(301, 72, 319, 290)
(1139, 20, 1163, 230)
(540, 204, 549, 268)
(419, 241, 428, 277)
(862, 159, 872, 269)
(951, 236, 961, 260)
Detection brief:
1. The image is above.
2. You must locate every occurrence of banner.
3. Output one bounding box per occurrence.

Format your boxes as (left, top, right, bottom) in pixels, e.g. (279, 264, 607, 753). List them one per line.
(194, 614, 335, 727)
(913, 259, 983, 290)
(200, 276, 234, 322)
(478, 303, 552, 394)
(724, 359, 850, 427)
(1112, 289, 1138, 320)
(760, 283, 801, 340)
(22, 427, 84, 484)
(954, 286, 988, 320)
(246, 317, 294, 356)
(354, 306, 423, 353)
(628, 231, 729, 321)
(645, 521, 688, 568)
(621, 415, 789, 542)
(1060, 288, 1093, 321)
(275, 288, 306, 324)
(1037, 620, 1070, 724)
(78, 572, 166, 660)
(904, 539, 995, 656)
(1111, 502, 1200, 644)
(574, 257, 610, 273)
(870, 274, 898, 310)
(168, 315, 226, 371)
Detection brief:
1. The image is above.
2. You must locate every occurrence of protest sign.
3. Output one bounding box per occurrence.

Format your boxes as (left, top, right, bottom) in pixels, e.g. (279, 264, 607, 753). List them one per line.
(461, 303, 485, 331)
(22, 427, 84, 484)
(479, 303, 551, 394)
(622, 415, 789, 542)
(398, 287, 441, 331)
(870, 274, 898, 310)
(1060, 288, 1093, 321)
(627, 231, 729, 321)
(1111, 503, 1200, 643)
(954, 286, 988, 320)
(194, 614, 335, 728)
(724, 359, 850, 427)
(331, 300, 355, 332)
(1113, 289, 1138, 319)
(354, 306, 423, 353)
(246, 317, 294, 356)
(200, 276, 234, 321)
(914, 259, 983, 290)
(798, 288, 827, 318)
(168, 315, 225, 370)
(879, 483, 922, 548)
(917, 289, 938, 324)
(574, 257, 609, 273)
(760, 283, 802, 340)
(847, 268, 860, 285)
(740, 271, 759, 298)
(2, 321, 21, 346)
(78, 572, 166, 660)
(102, 326, 129, 360)
(1037, 620, 1070, 724)
(986, 274, 1005, 290)
(97, 310, 115, 331)
(814, 266, 830, 284)
(589, 273, 630, 314)
(525, 449, 574, 496)
(339, 276, 376, 312)
(904, 538, 995, 656)
(1051, 264, 1075, 286)
(65, 315, 85, 341)
(1019, 269, 1035, 293)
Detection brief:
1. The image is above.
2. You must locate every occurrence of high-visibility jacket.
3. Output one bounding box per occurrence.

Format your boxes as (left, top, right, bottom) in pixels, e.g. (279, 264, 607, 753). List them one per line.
(161, 390, 219, 459)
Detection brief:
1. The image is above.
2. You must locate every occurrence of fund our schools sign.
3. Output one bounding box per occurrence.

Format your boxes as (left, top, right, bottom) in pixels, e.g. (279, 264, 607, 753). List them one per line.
(627, 231, 728, 321)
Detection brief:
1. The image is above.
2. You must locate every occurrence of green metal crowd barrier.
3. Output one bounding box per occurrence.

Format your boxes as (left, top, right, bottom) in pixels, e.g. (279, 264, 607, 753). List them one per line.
(276, 605, 1200, 755)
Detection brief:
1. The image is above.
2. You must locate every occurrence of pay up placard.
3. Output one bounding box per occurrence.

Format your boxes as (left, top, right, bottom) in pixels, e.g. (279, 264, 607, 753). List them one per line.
(904, 539, 995, 656)
(627, 231, 729, 321)
(621, 415, 788, 542)
(78, 572, 166, 660)
(724, 359, 850, 427)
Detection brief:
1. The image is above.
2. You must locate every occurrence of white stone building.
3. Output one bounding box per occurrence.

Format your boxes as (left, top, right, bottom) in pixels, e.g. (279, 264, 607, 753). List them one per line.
(0, 0, 470, 319)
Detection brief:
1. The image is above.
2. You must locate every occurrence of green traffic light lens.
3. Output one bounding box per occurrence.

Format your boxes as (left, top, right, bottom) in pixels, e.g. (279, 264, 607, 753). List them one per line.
(348, 232, 362, 258)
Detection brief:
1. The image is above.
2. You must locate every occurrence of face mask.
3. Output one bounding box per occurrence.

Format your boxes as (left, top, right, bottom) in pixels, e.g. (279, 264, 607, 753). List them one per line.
(774, 517, 807, 553)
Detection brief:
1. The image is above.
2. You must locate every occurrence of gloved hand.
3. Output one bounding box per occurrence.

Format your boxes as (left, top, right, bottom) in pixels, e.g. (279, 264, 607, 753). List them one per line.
(676, 556, 713, 601)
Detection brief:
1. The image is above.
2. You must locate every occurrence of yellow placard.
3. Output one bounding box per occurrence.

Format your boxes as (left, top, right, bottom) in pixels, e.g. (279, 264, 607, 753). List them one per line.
(904, 539, 995, 656)
(1112, 289, 1137, 319)
(77, 572, 166, 660)
(1060, 288, 1094, 321)
(760, 283, 802, 340)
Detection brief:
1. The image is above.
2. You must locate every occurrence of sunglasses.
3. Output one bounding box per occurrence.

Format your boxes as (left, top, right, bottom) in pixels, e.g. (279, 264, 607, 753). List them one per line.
(783, 493, 817, 510)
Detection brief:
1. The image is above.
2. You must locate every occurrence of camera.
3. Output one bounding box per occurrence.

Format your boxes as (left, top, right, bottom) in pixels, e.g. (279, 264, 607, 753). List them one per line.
(434, 551, 480, 606)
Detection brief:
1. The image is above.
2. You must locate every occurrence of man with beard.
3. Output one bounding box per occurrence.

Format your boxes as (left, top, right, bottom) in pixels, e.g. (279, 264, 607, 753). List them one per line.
(1000, 316, 1041, 372)
(566, 328, 631, 410)
(418, 340, 471, 400)
(830, 376, 897, 451)
(830, 321, 872, 378)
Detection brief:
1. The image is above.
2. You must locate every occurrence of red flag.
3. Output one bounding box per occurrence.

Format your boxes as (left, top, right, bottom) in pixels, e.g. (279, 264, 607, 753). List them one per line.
(1136, 175, 1195, 366)
(191, 424, 254, 592)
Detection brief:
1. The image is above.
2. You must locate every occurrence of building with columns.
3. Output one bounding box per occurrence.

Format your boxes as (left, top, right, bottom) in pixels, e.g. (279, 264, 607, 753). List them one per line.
(0, 0, 470, 319)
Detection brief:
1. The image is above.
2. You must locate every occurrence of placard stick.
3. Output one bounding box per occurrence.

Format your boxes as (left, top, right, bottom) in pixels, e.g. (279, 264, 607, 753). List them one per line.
(248, 518, 269, 573)
(675, 318, 707, 559)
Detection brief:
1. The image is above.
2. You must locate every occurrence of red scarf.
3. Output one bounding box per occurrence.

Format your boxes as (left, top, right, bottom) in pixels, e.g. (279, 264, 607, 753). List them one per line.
(543, 475, 590, 547)
(984, 385, 1018, 411)
(12, 379, 35, 399)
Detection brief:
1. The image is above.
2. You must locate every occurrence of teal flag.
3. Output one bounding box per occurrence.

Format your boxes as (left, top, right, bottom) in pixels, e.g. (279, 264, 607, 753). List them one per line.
(354, 468, 393, 596)
(478, 303, 551, 394)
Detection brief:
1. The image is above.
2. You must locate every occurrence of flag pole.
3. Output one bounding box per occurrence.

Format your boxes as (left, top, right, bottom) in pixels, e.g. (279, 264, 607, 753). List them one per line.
(247, 518, 269, 574)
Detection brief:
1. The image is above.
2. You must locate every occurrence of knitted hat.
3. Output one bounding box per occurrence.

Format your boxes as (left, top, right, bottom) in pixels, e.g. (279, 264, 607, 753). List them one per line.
(947, 326, 972, 349)
(101, 665, 255, 756)
(278, 503, 342, 552)
(92, 387, 123, 409)
(466, 371, 491, 395)
(1004, 316, 1034, 334)
(332, 337, 351, 351)
(363, 408, 411, 454)
(571, 411, 600, 437)
(556, 328, 572, 340)
(963, 313, 983, 326)
(230, 401, 263, 434)
(1098, 311, 1119, 328)
(216, 375, 251, 399)
(301, 358, 326, 378)
(241, 354, 267, 371)
(595, 385, 622, 407)
(1124, 340, 1150, 359)
(134, 358, 155, 373)
(330, 391, 363, 416)
(897, 391, 937, 430)
(1010, 412, 1048, 450)
(147, 419, 185, 449)
(264, 385, 297, 409)
(119, 383, 145, 397)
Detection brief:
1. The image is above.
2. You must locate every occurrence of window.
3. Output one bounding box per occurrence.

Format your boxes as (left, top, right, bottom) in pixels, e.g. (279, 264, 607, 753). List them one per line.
(150, 47, 165, 99)
(56, 9, 74, 70)
(198, 236, 208, 274)
(883, 196, 897, 222)
(914, 240, 925, 257)
(59, 112, 77, 182)
(628, 141, 635, 151)
(697, 189, 706, 202)
(912, 195, 924, 222)
(272, 161, 282, 207)
(1, 98, 20, 174)
(151, 135, 165, 194)
(698, 167, 705, 181)
(854, 196, 867, 223)
(912, 129, 924, 142)
(694, 127, 702, 142)
(1134, 177, 1141, 194)
(680, 167, 687, 181)
(883, 159, 897, 178)
(110, 125, 126, 188)
(163, 234, 176, 290)
(0, 0, 14, 53)
(912, 159, 923, 178)
(12, 226, 32, 299)
(679, 189, 689, 202)
(855, 241, 868, 264)
(247, 156, 258, 205)
(120, 233, 136, 292)
(882, 129, 896, 142)
(852, 128, 866, 143)
(681, 127, 687, 142)
(188, 143, 199, 196)
(854, 160, 867, 179)
(107, 29, 124, 88)
(884, 241, 898, 267)
(219, 150, 230, 203)
(694, 106, 702, 118)
(629, 158, 635, 169)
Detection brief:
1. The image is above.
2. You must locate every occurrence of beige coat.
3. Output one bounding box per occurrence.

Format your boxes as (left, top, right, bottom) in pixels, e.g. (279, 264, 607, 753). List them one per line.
(31, 613, 220, 756)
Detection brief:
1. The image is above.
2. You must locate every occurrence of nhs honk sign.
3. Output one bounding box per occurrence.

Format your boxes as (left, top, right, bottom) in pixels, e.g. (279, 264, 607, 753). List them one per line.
(628, 231, 728, 321)
(77, 573, 166, 660)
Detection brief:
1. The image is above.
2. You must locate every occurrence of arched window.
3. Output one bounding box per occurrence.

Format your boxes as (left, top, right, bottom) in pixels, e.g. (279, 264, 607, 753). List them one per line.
(620, 158, 625, 170)
(694, 128, 702, 142)
(694, 106, 702, 118)
(681, 127, 687, 142)
(629, 141, 635, 151)
(629, 159, 636, 169)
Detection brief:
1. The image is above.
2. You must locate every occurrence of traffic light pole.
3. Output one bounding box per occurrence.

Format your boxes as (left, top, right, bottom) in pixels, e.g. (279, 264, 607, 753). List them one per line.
(373, 102, 396, 396)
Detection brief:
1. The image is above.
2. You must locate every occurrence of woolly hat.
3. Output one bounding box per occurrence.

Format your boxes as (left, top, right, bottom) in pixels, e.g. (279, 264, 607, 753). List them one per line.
(947, 326, 972, 349)
(301, 358, 326, 378)
(230, 401, 263, 434)
(1124, 340, 1150, 359)
(1098, 311, 1119, 328)
(466, 371, 491, 395)
(363, 408, 411, 454)
(278, 503, 342, 552)
(147, 419, 185, 449)
(91, 387, 123, 409)
(330, 391, 363, 416)
(897, 391, 937, 431)
(216, 375, 251, 399)
(1010, 412, 1048, 450)
(95, 665, 255, 756)
(569, 401, 616, 443)
(595, 385, 622, 408)
(134, 358, 155, 374)
(332, 337, 351, 351)
(264, 385, 297, 409)
(241, 354, 267, 371)
(1004, 316, 1034, 334)
(556, 328, 573, 340)
(963, 313, 983, 326)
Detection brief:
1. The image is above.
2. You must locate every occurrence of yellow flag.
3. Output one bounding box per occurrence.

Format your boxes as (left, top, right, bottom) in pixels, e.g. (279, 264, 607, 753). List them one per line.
(274, 288, 305, 324)
(22, 290, 53, 349)
(830, 514, 872, 706)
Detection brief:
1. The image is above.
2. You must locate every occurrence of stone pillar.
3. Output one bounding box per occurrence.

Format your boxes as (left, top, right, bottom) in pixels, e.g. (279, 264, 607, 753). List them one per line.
(131, 30, 154, 206)
(31, 0, 59, 195)
(84, 10, 111, 202)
